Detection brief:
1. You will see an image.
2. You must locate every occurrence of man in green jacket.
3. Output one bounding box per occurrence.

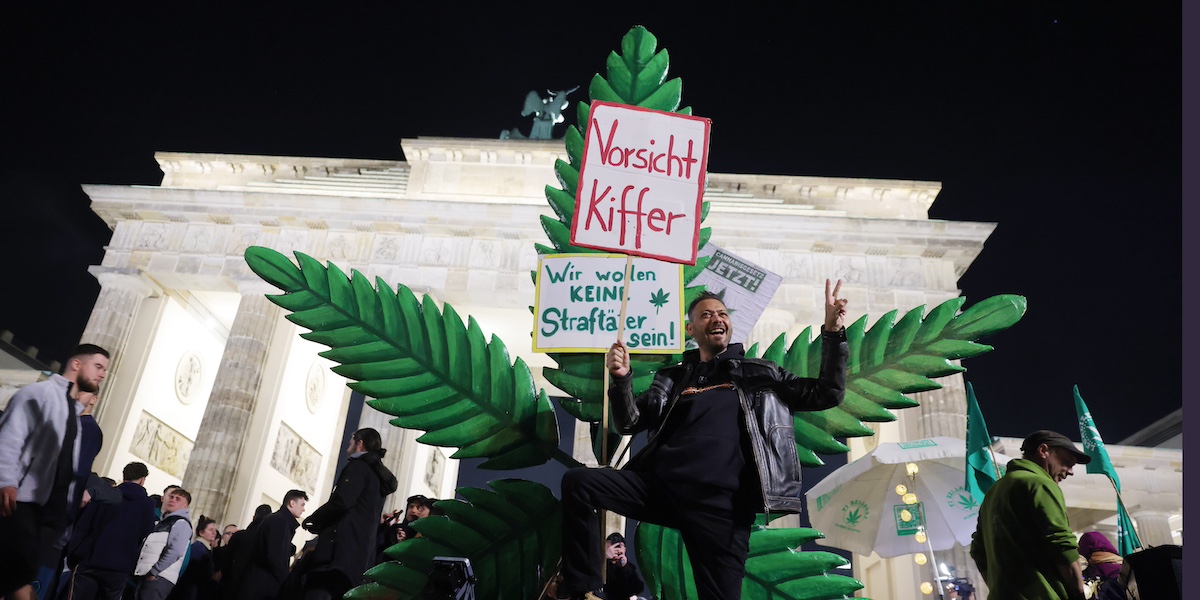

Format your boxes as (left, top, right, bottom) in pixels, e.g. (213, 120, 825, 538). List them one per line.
(970, 430, 1090, 600)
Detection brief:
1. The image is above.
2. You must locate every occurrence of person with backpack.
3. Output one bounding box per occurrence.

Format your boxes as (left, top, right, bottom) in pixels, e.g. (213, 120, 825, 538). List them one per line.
(133, 488, 193, 600)
(237, 490, 308, 600)
(63, 462, 156, 600)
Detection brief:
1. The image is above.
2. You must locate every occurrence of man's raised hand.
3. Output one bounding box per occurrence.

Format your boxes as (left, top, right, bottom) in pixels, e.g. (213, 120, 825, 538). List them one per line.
(825, 278, 848, 331)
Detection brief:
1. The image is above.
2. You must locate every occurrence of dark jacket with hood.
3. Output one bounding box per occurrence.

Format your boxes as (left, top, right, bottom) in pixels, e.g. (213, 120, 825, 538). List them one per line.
(65, 480, 157, 573)
(610, 328, 847, 515)
(302, 450, 399, 587)
(237, 507, 300, 600)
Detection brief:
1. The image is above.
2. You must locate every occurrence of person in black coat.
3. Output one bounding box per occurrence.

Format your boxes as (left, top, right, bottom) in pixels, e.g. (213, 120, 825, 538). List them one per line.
(221, 504, 271, 597)
(301, 428, 399, 600)
(236, 491, 307, 600)
(64, 462, 157, 600)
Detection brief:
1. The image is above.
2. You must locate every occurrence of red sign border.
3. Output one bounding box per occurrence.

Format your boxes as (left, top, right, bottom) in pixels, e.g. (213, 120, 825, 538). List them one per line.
(569, 101, 711, 266)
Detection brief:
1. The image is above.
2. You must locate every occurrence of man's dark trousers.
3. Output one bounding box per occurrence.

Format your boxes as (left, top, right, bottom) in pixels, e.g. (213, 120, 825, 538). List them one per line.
(561, 467, 754, 600)
(68, 566, 129, 600)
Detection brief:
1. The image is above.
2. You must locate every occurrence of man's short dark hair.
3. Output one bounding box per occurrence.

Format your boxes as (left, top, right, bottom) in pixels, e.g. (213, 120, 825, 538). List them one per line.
(606, 532, 625, 545)
(687, 291, 724, 319)
(123, 462, 149, 481)
(283, 489, 309, 506)
(67, 343, 110, 365)
(169, 488, 192, 505)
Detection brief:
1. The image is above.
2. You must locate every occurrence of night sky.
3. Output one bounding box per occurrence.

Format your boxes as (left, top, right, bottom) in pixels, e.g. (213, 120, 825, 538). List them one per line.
(0, 3, 1180, 447)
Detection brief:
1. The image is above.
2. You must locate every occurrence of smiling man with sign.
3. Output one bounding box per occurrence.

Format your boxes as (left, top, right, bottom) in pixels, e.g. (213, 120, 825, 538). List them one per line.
(558, 280, 850, 600)
(570, 101, 710, 265)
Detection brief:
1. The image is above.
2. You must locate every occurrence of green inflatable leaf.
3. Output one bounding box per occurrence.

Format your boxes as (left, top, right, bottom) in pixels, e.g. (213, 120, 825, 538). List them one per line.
(358, 480, 561, 600)
(637, 523, 865, 600)
(243, 246, 568, 470)
(748, 294, 1026, 467)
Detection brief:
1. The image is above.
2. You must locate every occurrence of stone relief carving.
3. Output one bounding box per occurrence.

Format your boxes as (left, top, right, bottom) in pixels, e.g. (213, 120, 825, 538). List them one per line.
(425, 448, 444, 496)
(230, 228, 261, 255)
(174, 350, 204, 405)
(305, 362, 325, 414)
(136, 223, 169, 250)
(468, 239, 498, 269)
(834, 257, 866, 284)
(270, 422, 320, 491)
(327, 234, 353, 260)
(886, 257, 925, 288)
(784, 255, 814, 279)
(129, 412, 193, 477)
(374, 236, 400, 262)
(182, 226, 214, 252)
(420, 237, 451, 264)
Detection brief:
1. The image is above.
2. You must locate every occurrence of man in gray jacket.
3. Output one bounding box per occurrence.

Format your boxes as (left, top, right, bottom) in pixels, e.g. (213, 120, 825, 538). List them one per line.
(134, 488, 193, 600)
(0, 343, 109, 600)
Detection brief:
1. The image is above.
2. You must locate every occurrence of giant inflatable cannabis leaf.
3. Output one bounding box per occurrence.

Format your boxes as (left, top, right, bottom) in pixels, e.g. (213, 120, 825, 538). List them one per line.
(749, 294, 1027, 466)
(351, 479, 561, 600)
(638, 522, 865, 600)
(244, 247, 573, 470)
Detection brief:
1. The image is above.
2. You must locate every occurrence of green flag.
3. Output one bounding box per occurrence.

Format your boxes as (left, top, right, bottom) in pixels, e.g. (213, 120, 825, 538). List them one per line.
(1074, 385, 1142, 555)
(965, 382, 1001, 504)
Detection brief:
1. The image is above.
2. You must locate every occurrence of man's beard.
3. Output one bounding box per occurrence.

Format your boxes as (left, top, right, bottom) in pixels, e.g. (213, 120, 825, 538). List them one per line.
(75, 373, 100, 394)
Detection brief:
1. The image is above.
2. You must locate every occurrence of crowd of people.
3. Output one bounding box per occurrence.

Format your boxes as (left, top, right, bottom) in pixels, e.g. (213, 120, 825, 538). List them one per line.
(0, 344, 428, 600)
(5, 280, 1158, 600)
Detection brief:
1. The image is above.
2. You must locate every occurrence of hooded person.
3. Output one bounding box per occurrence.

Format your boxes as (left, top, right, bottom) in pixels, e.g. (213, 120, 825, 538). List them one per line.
(1079, 531, 1127, 600)
(301, 428, 399, 600)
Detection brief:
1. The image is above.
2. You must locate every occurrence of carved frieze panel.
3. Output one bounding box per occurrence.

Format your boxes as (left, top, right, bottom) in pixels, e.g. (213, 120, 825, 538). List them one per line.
(269, 422, 320, 491)
(884, 257, 925, 289)
(227, 227, 263, 256)
(135, 223, 171, 250)
(129, 411, 193, 478)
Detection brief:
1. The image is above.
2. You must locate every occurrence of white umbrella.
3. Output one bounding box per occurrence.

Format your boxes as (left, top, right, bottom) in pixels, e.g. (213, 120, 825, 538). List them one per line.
(805, 436, 1011, 558)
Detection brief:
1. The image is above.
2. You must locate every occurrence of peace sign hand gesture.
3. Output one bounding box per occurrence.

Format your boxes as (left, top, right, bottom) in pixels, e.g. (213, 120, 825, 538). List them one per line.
(825, 278, 848, 331)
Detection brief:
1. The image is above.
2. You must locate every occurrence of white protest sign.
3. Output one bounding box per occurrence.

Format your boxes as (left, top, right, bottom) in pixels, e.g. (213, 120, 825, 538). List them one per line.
(689, 243, 783, 346)
(570, 101, 711, 265)
(533, 254, 684, 353)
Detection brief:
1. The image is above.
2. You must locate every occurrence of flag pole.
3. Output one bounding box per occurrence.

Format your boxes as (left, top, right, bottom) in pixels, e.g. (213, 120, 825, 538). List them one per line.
(986, 442, 1003, 481)
(1108, 478, 1144, 552)
(599, 255, 634, 584)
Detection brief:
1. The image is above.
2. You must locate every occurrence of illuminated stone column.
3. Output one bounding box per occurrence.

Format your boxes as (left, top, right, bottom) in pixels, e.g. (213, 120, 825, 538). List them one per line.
(81, 267, 158, 412)
(182, 282, 279, 523)
(911, 372, 968, 440)
(1131, 510, 1174, 548)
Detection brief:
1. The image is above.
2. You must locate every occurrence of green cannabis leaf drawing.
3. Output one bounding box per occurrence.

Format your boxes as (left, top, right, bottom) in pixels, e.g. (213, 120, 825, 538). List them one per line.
(649, 288, 670, 313)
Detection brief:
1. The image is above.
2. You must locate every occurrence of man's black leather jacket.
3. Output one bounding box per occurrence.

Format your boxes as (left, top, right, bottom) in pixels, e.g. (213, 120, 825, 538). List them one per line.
(610, 328, 848, 515)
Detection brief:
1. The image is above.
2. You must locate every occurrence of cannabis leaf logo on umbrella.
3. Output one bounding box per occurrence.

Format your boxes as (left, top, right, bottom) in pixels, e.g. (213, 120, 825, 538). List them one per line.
(649, 288, 670, 313)
(956, 493, 978, 510)
(845, 508, 863, 526)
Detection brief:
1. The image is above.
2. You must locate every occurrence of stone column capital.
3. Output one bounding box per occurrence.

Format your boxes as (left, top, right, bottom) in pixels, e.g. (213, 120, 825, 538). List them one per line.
(88, 267, 161, 298)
